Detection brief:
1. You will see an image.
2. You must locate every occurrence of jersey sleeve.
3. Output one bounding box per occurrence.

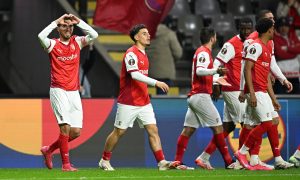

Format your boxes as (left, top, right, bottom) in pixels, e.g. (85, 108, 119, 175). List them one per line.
(196, 51, 210, 69)
(37, 21, 57, 53)
(244, 43, 262, 62)
(124, 52, 139, 72)
(75, 20, 98, 49)
(216, 42, 235, 63)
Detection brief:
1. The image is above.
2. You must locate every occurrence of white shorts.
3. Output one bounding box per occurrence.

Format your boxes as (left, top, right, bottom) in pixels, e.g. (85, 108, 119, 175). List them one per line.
(114, 103, 156, 129)
(50, 88, 83, 128)
(243, 92, 273, 126)
(222, 91, 246, 124)
(184, 94, 222, 128)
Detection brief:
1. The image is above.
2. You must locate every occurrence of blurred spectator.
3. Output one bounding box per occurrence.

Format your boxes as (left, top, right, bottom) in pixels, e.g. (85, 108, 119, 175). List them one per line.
(68, 0, 87, 22)
(147, 17, 183, 95)
(273, 17, 300, 93)
(277, 0, 300, 29)
(79, 66, 91, 98)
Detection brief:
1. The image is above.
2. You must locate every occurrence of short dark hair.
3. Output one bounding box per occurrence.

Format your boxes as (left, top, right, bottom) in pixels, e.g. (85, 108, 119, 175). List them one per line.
(200, 27, 215, 44)
(255, 18, 274, 34)
(256, 9, 272, 21)
(239, 17, 253, 27)
(129, 24, 147, 42)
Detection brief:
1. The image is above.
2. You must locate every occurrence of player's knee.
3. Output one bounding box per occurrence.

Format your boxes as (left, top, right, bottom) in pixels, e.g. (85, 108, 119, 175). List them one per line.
(113, 128, 126, 137)
(145, 124, 159, 136)
(181, 127, 196, 137)
(272, 117, 279, 125)
(73, 130, 81, 138)
(211, 125, 223, 134)
(224, 122, 235, 133)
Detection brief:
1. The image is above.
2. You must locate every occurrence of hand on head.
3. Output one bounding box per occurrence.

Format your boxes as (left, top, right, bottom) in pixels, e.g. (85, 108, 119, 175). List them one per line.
(55, 14, 80, 25)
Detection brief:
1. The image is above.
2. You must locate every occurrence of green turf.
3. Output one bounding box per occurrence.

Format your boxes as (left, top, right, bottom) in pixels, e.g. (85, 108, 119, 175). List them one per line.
(0, 168, 299, 180)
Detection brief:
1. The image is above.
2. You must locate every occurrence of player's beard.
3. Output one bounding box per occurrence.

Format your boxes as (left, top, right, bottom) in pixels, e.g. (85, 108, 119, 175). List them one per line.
(60, 32, 71, 41)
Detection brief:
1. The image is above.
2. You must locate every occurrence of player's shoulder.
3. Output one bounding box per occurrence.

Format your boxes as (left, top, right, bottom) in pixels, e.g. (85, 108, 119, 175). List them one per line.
(247, 31, 258, 40)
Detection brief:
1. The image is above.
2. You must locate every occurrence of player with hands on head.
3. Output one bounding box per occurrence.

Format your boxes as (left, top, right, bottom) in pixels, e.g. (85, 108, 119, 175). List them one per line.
(38, 14, 98, 171)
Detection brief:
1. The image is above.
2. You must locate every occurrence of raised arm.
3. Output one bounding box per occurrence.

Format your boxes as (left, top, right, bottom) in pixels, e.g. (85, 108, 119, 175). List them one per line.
(69, 14, 98, 48)
(38, 14, 73, 52)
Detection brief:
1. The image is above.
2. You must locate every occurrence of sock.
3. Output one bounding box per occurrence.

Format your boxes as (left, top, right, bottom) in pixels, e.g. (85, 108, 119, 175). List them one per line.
(294, 149, 300, 159)
(267, 124, 280, 157)
(154, 149, 165, 163)
(239, 144, 250, 155)
(48, 139, 60, 153)
(48, 135, 76, 153)
(175, 135, 190, 162)
(59, 134, 70, 165)
(214, 133, 232, 166)
(204, 131, 229, 155)
(239, 127, 251, 149)
(250, 155, 259, 166)
(102, 151, 112, 160)
(249, 137, 262, 155)
(275, 156, 284, 163)
(197, 152, 211, 161)
(244, 121, 272, 151)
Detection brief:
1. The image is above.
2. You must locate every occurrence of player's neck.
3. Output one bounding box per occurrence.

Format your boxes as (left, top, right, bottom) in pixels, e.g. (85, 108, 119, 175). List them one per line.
(260, 35, 270, 45)
(59, 36, 70, 44)
(203, 43, 212, 51)
(135, 43, 146, 51)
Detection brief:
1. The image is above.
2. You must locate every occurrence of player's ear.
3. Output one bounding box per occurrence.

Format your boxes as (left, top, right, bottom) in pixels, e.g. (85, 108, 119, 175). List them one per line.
(134, 34, 139, 42)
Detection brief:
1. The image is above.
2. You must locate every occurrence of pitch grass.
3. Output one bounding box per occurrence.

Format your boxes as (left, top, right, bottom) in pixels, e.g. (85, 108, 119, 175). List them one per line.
(0, 168, 300, 180)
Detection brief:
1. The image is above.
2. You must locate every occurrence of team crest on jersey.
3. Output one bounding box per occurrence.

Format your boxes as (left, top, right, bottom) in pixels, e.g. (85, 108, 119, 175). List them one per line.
(57, 48, 62, 54)
(128, 59, 135, 66)
(198, 56, 206, 63)
(70, 44, 75, 51)
(221, 47, 227, 54)
(249, 47, 256, 54)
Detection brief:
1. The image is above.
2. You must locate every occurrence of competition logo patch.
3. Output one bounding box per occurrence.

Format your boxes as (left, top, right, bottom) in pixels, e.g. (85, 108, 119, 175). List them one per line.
(198, 56, 206, 63)
(249, 47, 256, 54)
(221, 48, 227, 54)
(128, 59, 135, 66)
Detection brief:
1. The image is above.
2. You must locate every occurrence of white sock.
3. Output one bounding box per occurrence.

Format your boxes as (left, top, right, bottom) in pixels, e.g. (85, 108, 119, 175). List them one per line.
(294, 150, 300, 159)
(239, 145, 249, 155)
(158, 160, 167, 166)
(197, 152, 210, 161)
(250, 155, 259, 166)
(275, 156, 284, 163)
